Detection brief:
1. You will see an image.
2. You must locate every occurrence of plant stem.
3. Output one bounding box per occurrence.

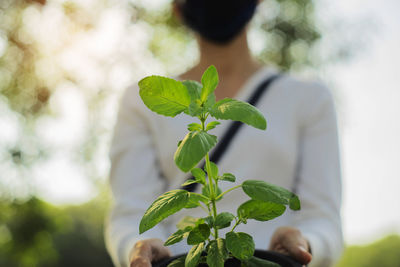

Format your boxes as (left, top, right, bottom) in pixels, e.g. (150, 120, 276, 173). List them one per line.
(215, 184, 242, 201)
(230, 218, 241, 233)
(205, 153, 218, 239)
(201, 115, 219, 239)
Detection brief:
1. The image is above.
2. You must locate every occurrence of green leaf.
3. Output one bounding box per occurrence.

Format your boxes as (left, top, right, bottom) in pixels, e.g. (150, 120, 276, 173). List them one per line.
(204, 93, 216, 111)
(174, 131, 217, 172)
(187, 224, 210, 245)
(210, 98, 267, 130)
(242, 180, 300, 210)
(164, 226, 192, 246)
(200, 65, 219, 103)
(219, 173, 236, 182)
(176, 216, 203, 230)
(138, 76, 191, 117)
(214, 212, 235, 229)
(289, 195, 301, 210)
(182, 80, 202, 101)
(187, 123, 202, 131)
(206, 121, 221, 131)
(207, 238, 228, 267)
(191, 168, 206, 184)
(202, 186, 222, 199)
(245, 256, 280, 267)
(237, 200, 286, 221)
(226, 232, 255, 260)
(185, 193, 209, 209)
(204, 216, 214, 228)
(185, 242, 205, 267)
(139, 190, 189, 234)
(181, 179, 199, 187)
(188, 100, 203, 116)
(167, 256, 186, 267)
(208, 161, 218, 178)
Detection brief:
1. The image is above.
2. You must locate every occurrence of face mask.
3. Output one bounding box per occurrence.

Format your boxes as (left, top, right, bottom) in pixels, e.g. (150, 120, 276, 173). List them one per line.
(179, 0, 257, 44)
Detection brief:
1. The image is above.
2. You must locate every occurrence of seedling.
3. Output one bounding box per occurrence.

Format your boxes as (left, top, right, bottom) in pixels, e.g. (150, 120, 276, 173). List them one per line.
(138, 65, 300, 267)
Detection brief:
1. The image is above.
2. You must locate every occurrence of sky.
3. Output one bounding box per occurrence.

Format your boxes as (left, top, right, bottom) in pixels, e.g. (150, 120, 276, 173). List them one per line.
(1, 0, 398, 246)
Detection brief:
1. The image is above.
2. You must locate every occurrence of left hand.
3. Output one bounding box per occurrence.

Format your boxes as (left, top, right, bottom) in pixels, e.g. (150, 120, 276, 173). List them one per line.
(269, 226, 312, 266)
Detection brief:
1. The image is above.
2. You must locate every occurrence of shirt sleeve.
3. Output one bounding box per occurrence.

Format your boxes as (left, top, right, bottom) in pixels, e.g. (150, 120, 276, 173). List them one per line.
(290, 83, 343, 267)
(104, 87, 169, 267)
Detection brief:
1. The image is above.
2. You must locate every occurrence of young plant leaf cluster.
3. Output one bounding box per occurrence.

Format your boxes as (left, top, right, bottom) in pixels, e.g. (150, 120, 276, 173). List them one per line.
(138, 66, 300, 267)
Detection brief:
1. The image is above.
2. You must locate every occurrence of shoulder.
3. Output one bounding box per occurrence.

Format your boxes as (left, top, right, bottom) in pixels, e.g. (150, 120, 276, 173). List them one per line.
(276, 74, 334, 105)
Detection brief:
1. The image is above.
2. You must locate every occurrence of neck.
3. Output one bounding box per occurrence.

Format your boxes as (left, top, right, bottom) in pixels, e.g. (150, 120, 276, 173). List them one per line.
(196, 30, 259, 78)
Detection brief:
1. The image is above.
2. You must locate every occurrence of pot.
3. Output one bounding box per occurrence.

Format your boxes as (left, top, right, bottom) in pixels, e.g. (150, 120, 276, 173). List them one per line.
(153, 249, 302, 267)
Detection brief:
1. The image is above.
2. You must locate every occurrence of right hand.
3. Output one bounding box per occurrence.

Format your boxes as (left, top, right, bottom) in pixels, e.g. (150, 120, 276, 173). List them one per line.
(129, 238, 171, 267)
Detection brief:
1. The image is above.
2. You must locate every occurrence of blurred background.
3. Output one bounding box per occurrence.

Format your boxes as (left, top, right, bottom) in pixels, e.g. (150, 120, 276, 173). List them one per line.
(0, 0, 399, 266)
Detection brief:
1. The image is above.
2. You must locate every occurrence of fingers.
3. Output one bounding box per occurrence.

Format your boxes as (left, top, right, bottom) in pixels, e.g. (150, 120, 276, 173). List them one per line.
(269, 227, 312, 265)
(130, 238, 172, 267)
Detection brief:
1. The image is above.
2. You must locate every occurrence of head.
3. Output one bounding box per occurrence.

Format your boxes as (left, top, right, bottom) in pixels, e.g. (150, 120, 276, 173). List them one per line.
(173, 0, 258, 45)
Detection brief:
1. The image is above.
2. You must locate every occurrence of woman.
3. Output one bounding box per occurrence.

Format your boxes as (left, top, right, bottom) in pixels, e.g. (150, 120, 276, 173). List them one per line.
(105, 1, 343, 266)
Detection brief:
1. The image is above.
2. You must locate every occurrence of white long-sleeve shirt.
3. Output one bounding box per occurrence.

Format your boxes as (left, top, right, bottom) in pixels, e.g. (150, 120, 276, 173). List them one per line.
(105, 67, 343, 267)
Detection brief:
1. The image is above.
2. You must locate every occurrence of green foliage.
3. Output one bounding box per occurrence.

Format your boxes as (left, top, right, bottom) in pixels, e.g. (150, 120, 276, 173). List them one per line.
(139, 75, 191, 117)
(200, 65, 219, 103)
(185, 242, 205, 267)
(207, 238, 228, 267)
(242, 180, 301, 210)
(139, 190, 189, 234)
(187, 224, 211, 245)
(214, 212, 235, 229)
(225, 232, 255, 261)
(210, 98, 267, 130)
(174, 131, 218, 172)
(336, 235, 400, 267)
(238, 200, 286, 222)
(138, 66, 300, 266)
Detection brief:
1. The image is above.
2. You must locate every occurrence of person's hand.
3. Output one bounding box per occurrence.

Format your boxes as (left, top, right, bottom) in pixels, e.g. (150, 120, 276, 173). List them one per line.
(269, 227, 312, 266)
(129, 238, 171, 267)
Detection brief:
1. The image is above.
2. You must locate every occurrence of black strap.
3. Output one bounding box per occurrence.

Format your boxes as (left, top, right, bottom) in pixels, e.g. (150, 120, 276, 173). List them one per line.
(182, 73, 282, 192)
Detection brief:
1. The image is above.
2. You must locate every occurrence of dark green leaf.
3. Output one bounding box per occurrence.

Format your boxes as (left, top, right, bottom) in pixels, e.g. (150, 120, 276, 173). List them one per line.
(226, 232, 255, 260)
(187, 123, 202, 131)
(187, 224, 210, 245)
(138, 76, 191, 117)
(174, 131, 217, 172)
(207, 238, 228, 267)
(237, 200, 286, 221)
(219, 173, 236, 182)
(204, 93, 216, 111)
(185, 242, 205, 267)
(200, 65, 219, 103)
(242, 180, 300, 210)
(210, 98, 267, 130)
(206, 121, 220, 131)
(139, 190, 189, 234)
(191, 168, 206, 184)
(214, 212, 235, 229)
(204, 216, 214, 227)
(202, 186, 222, 199)
(181, 179, 199, 187)
(185, 193, 209, 209)
(176, 216, 203, 230)
(164, 226, 192, 246)
(167, 256, 186, 267)
(245, 256, 280, 267)
(177, 140, 182, 147)
(289, 195, 301, 210)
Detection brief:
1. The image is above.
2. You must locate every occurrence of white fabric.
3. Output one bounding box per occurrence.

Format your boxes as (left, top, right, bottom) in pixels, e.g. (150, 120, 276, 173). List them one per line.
(104, 67, 343, 267)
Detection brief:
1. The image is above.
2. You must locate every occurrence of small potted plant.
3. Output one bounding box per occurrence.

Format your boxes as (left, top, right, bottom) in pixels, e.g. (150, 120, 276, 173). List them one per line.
(138, 65, 302, 267)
